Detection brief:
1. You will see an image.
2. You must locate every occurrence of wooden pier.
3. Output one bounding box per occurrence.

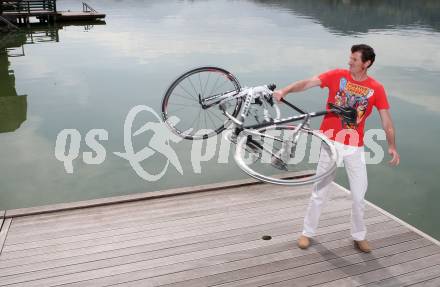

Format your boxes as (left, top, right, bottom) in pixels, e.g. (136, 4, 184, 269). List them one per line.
(0, 0, 105, 26)
(1, 178, 439, 286)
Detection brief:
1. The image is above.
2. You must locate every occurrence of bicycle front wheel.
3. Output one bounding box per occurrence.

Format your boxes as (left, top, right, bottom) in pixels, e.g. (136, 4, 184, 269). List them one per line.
(234, 125, 338, 186)
(162, 67, 242, 140)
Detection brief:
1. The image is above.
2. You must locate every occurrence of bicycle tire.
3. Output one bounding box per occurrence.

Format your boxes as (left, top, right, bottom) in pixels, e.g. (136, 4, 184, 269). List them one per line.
(162, 67, 242, 140)
(234, 125, 338, 186)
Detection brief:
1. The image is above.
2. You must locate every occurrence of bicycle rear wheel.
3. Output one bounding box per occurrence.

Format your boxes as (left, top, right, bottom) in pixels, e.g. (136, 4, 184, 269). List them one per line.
(162, 67, 242, 140)
(234, 125, 338, 186)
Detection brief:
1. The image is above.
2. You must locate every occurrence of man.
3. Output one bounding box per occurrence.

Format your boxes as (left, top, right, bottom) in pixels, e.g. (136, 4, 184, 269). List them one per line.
(274, 44, 400, 253)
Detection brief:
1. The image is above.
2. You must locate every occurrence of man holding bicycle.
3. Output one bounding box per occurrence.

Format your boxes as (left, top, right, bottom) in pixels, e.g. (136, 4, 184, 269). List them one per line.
(274, 44, 400, 253)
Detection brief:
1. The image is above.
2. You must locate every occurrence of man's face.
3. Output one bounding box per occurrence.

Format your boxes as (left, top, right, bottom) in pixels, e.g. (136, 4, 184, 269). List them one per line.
(348, 51, 370, 74)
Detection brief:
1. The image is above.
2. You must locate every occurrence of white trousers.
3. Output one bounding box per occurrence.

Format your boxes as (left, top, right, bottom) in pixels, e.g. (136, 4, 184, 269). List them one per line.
(302, 141, 368, 241)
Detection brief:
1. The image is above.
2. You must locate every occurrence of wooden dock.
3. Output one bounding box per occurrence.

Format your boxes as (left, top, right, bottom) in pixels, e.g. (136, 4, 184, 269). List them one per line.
(56, 11, 105, 22)
(0, 1, 105, 25)
(1, 178, 439, 286)
(3, 11, 105, 22)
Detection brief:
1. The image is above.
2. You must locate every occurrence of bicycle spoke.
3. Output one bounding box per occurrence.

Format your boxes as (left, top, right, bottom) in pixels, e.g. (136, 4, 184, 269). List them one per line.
(167, 106, 187, 114)
(208, 73, 222, 98)
(162, 67, 240, 139)
(206, 109, 225, 122)
(206, 111, 218, 131)
(203, 72, 211, 96)
(178, 82, 197, 100)
(198, 73, 203, 97)
(172, 92, 197, 102)
(168, 102, 198, 107)
(203, 109, 208, 130)
(187, 76, 199, 98)
(212, 78, 229, 95)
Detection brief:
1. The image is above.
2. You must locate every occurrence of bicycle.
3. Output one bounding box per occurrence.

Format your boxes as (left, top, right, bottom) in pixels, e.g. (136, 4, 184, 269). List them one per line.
(161, 67, 357, 185)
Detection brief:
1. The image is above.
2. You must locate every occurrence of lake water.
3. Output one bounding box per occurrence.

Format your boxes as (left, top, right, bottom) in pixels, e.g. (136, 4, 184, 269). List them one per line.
(1, 0, 439, 240)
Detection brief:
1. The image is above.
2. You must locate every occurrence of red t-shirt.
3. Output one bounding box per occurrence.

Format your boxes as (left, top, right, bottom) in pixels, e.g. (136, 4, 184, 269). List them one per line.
(319, 69, 389, 146)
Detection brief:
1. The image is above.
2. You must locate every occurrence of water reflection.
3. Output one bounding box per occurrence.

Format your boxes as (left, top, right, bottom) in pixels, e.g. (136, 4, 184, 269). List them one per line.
(0, 22, 105, 133)
(0, 33, 28, 133)
(253, 0, 440, 34)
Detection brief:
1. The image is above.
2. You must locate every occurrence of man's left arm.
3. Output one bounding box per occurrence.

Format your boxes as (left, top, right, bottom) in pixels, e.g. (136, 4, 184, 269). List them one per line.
(378, 109, 400, 166)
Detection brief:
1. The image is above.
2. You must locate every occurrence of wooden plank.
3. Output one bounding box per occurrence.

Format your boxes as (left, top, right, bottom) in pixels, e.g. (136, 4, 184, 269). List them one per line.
(0, 216, 366, 284)
(7, 192, 309, 235)
(1, 205, 374, 269)
(3, 192, 324, 247)
(7, 185, 312, 234)
(6, 171, 314, 219)
(0, 214, 394, 279)
(348, 264, 440, 287)
(4, 184, 345, 242)
(221, 245, 440, 287)
(58, 11, 106, 20)
(3, 11, 58, 17)
(333, 182, 440, 247)
(0, 218, 12, 255)
(408, 275, 440, 287)
(8, 178, 320, 227)
(150, 233, 426, 287)
(8, 189, 302, 235)
(2, 196, 315, 252)
(9, 183, 287, 224)
(0, 199, 362, 260)
(6, 179, 255, 218)
(62, 225, 415, 287)
(0, 211, 385, 268)
(2, 194, 319, 251)
(0, 215, 394, 276)
(0, 216, 391, 287)
(5, 173, 310, 218)
(5, 189, 342, 246)
(5, 189, 345, 246)
(8, 183, 306, 227)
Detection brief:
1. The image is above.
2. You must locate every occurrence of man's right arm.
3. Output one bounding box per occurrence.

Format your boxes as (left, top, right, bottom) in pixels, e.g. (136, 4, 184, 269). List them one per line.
(273, 76, 321, 101)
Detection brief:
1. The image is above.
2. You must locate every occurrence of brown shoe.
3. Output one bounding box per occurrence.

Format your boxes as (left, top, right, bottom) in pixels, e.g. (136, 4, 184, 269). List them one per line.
(354, 240, 372, 253)
(297, 235, 311, 249)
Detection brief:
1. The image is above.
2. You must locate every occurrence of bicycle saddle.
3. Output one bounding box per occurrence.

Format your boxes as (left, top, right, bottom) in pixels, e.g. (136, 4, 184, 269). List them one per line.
(328, 103, 357, 126)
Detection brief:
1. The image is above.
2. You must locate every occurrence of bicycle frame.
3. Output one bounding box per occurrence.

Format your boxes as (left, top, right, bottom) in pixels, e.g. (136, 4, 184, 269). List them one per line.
(206, 86, 331, 163)
(204, 85, 354, 140)
(200, 89, 244, 109)
(211, 87, 329, 132)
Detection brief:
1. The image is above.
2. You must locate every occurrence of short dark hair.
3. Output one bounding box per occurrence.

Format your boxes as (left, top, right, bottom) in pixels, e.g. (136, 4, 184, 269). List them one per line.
(351, 44, 375, 68)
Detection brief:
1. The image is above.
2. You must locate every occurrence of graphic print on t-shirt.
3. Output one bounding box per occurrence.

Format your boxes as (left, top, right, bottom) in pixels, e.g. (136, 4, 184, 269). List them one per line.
(335, 77, 374, 129)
